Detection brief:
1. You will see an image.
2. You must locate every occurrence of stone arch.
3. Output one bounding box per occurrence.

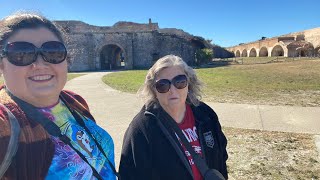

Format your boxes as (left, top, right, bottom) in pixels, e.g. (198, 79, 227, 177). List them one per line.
(241, 49, 247, 57)
(99, 44, 126, 70)
(287, 41, 314, 57)
(259, 47, 268, 57)
(235, 50, 241, 57)
(296, 47, 314, 57)
(271, 45, 284, 57)
(249, 48, 257, 57)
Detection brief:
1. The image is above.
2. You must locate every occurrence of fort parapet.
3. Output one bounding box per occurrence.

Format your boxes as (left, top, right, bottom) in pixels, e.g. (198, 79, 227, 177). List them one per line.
(226, 27, 320, 58)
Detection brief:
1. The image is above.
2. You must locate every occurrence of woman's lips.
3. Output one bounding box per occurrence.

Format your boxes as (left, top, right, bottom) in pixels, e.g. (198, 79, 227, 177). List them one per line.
(29, 75, 54, 81)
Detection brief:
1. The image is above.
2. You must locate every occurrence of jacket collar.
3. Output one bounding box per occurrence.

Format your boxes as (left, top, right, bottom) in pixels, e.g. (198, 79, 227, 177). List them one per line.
(144, 101, 208, 125)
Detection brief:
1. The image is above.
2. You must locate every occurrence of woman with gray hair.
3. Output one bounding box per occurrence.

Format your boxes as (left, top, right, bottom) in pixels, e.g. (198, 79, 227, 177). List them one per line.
(119, 55, 228, 180)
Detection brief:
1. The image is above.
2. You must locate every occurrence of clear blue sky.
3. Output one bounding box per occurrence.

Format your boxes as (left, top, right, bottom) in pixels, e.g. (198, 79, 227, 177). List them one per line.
(1, 0, 319, 47)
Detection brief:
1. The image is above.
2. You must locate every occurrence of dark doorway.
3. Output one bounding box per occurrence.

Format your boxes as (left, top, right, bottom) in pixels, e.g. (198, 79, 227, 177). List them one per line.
(271, 45, 284, 57)
(100, 44, 125, 70)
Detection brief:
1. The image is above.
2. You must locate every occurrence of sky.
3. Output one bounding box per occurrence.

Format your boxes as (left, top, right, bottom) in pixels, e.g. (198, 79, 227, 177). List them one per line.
(1, 0, 320, 47)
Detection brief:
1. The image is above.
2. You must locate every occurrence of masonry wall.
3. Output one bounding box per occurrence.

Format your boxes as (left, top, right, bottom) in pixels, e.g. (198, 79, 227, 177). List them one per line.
(66, 33, 96, 71)
(56, 20, 203, 71)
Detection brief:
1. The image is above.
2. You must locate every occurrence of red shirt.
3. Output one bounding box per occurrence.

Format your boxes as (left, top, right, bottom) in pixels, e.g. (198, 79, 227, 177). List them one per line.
(177, 104, 203, 180)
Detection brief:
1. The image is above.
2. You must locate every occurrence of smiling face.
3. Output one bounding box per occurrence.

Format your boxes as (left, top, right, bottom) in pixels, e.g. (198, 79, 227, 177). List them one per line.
(0, 27, 67, 107)
(155, 66, 188, 112)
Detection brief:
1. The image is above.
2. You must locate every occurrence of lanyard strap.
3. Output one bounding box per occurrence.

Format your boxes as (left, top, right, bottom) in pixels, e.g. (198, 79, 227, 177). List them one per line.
(6, 90, 106, 180)
(60, 95, 120, 178)
(0, 104, 20, 179)
(160, 109, 225, 180)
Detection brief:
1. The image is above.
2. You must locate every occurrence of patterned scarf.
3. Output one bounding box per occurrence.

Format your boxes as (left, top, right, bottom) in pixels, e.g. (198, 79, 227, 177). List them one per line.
(0, 85, 96, 179)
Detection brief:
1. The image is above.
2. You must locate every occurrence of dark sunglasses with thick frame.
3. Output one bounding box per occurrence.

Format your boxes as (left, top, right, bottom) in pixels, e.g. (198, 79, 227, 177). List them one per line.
(155, 74, 188, 93)
(1, 41, 67, 66)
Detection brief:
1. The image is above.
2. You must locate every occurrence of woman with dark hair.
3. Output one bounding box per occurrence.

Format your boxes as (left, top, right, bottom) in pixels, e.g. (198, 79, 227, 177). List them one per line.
(119, 55, 228, 180)
(0, 12, 116, 180)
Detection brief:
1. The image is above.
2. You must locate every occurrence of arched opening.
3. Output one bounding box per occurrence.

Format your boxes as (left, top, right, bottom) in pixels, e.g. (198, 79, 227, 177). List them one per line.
(241, 49, 247, 57)
(236, 50, 240, 57)
(259, 47, 268, 57)
(271, 45, 284, 57)
(287, 41, 314, 57)
(296, 47, 314, 57)
(249, 48, 257, 57)
(100, 44, 125, 70)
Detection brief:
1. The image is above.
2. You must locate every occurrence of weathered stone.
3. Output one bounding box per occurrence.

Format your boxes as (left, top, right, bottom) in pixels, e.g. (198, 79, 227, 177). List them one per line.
(54, 20, 211, 71)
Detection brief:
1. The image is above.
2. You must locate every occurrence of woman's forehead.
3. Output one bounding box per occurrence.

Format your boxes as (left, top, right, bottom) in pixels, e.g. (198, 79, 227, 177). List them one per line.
(156, 66, 185, 79)
(6, 27, 60, 46)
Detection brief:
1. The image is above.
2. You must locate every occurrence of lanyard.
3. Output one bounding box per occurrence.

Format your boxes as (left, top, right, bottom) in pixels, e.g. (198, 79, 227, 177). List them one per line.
(6, 89, 119, 179)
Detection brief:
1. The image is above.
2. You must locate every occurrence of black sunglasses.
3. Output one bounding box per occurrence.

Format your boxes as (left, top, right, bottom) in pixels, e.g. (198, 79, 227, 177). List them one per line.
(155, 74, 188, 93)
(1, 41, 67, 66)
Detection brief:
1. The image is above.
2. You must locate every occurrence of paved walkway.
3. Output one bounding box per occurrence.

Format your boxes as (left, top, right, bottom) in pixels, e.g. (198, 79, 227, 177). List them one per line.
(64, 71, 320, 166)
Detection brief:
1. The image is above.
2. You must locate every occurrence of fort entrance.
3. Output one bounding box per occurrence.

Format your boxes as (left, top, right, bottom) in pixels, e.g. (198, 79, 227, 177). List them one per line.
(100, 44, 125, 70)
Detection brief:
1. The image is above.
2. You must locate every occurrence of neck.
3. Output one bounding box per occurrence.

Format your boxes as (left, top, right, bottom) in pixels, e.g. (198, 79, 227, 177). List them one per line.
(22, 96, 59, 108)
(163, 103, 186, 124)
(6, 88, 60, 108)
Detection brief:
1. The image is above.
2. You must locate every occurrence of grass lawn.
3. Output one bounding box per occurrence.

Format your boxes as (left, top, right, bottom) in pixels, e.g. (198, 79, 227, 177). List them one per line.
(67, 73, 86, 81)
(102, 59, 320, 107)
(102, 70, 147, 93)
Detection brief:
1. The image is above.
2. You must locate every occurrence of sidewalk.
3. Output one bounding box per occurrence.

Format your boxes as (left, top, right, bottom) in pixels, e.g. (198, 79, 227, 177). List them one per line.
(64, 71, 320, 165)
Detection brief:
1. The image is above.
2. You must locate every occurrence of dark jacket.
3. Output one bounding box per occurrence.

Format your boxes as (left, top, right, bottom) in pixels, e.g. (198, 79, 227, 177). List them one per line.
(119, 102, 228, 180)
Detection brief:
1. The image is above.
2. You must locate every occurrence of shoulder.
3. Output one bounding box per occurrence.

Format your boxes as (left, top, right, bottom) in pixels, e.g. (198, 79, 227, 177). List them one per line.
(130, 107, 157, 132)
(195, 101, 218, 119)
(0, 105, 10, 136)
(61, 90, 89, 110)
(124, 106, 160, 141)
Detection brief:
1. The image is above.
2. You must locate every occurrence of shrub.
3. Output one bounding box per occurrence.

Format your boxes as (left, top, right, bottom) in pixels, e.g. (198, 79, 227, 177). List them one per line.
(195, 48, 213, 65)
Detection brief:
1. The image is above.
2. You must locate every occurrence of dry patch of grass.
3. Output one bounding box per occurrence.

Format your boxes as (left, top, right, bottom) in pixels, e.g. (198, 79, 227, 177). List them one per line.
(225, 127, 320, 179)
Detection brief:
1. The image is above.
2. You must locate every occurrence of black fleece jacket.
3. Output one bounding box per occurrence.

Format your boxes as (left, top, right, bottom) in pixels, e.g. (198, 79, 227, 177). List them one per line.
(119, 102, 228, 180)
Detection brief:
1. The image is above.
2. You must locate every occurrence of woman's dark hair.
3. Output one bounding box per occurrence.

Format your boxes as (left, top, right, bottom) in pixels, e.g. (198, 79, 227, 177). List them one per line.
(0, 12, 64, 48)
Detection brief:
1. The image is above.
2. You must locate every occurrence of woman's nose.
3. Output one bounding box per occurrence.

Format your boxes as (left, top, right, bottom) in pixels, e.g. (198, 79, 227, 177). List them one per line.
(168, 83, 178, 93)
(31, 53, 48, 67)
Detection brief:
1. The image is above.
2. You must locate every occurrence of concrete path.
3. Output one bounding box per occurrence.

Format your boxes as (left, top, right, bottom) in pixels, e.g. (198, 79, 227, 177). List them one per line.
(64, 71, 320, 166)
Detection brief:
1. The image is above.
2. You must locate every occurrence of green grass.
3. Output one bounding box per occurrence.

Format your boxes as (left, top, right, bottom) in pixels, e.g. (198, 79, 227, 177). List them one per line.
(101, 70, 147, 93)
(102, 59, 320, 106)
(67, 73, 86, 81)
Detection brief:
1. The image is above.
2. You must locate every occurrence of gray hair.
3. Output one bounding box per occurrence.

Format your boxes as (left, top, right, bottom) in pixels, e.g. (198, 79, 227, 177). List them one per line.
(139, 54, 203, 107)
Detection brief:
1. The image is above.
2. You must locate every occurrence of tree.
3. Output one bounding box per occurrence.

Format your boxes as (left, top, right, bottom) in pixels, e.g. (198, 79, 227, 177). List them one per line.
(195, 48, 213, 65)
